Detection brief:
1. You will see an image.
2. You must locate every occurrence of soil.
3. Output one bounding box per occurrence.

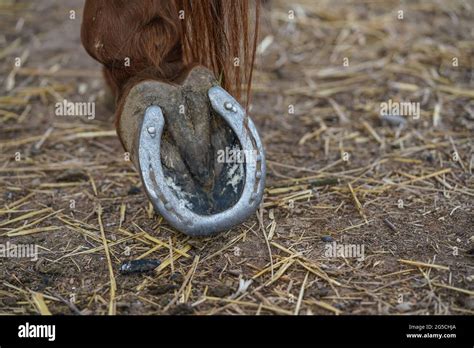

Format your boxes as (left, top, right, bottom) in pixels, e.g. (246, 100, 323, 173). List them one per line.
(0, 0, 472, 315)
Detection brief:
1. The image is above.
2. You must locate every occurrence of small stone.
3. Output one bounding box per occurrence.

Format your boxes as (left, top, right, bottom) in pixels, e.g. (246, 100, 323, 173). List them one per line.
(381, 114, 407, 127)
(30, 144, 41, 156)
(127, 186, 141, 195)
(119, 259, 161, 274)
(78, 83, 88, 95)
(395, 302, 413, 312)
(424, 153, 435, 163)
(321, 235, 334, 243)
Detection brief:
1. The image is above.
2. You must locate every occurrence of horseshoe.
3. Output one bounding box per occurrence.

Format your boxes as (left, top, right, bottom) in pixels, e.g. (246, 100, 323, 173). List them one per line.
(137, 86, 266, 236)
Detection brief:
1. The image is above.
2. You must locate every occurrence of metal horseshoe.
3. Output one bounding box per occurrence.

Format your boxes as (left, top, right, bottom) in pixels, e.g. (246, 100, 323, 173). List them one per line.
(137, 86, 266, 236)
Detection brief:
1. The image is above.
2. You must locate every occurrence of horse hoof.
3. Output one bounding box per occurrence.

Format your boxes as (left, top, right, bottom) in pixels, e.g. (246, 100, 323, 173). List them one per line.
(117, 67, 266, 236)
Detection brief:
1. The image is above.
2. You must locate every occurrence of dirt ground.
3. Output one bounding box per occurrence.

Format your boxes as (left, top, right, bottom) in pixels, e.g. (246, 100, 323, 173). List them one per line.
(0, 0, 473, 315)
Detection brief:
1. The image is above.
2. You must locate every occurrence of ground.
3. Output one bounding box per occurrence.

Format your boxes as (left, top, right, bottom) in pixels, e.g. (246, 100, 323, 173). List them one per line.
(0, 0, 473, 315)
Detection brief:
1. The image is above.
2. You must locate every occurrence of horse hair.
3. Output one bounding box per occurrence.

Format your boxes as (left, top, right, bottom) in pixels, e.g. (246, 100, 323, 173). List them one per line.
(81, 0, 260, 124)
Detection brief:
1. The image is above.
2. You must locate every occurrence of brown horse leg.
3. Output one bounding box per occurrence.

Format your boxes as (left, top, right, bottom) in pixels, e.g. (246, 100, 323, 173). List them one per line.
(81, 0, 263, 235)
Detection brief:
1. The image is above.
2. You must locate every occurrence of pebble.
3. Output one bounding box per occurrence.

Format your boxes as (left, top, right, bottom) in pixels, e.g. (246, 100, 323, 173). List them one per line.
(119, 259, 161, 274)
(381, 114, 407, 127)
(424, 152, 435, 163)
(127, 186, 141, 195)
(395, 302, 413, 312)
(321, 235, 334, 243)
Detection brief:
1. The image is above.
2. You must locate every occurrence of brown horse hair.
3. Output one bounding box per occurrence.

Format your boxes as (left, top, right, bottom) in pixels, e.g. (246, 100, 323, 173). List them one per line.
(81, 0, 260, 125)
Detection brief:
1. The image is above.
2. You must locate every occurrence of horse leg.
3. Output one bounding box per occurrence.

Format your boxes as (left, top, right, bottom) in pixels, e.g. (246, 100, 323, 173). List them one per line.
(81, 0, 264, 235)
